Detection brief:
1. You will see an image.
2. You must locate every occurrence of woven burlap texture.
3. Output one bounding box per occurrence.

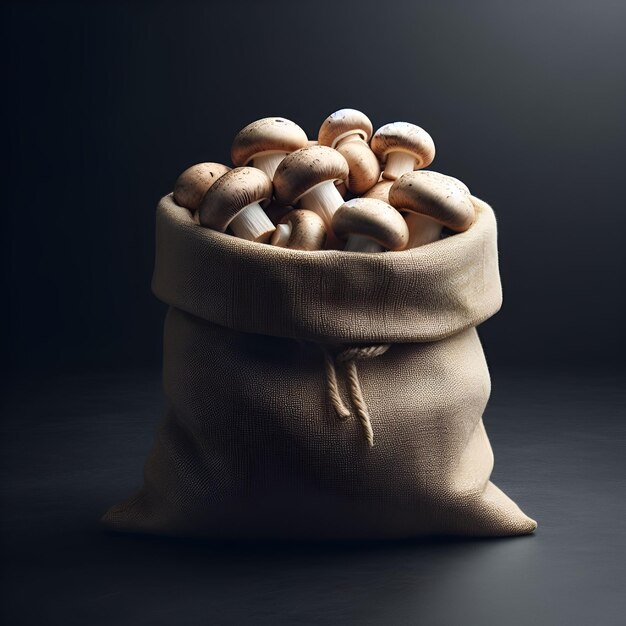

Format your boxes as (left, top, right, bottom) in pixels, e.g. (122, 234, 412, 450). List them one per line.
(102, 193, 537, 539)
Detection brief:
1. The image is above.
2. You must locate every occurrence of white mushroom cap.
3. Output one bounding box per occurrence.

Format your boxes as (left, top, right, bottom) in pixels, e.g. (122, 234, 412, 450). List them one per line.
(199, 167, 275, 242)
(336, 141, 381, 195)
(389, 170, 475, 232)
(173, 162, 231, 212)
(371, 122, 436, 179)
(332, 198, 409, 251)
(270, 209, 327, 251)
(273, 146, 349, 206)
(231, 117, 308, 166)
(318, 108, 374, 148)
(419, 170, 470, 195)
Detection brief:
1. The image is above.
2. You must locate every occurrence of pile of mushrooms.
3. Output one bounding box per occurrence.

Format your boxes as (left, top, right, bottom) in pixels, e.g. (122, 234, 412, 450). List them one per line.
(173, 109, 476, 252)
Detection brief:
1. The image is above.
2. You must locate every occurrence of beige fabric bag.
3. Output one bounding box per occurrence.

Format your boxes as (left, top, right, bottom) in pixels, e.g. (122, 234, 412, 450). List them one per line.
(102, 194, 536, 539)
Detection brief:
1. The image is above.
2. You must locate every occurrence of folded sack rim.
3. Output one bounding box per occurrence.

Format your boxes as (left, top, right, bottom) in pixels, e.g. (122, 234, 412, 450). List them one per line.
(152, 194, 502, 344)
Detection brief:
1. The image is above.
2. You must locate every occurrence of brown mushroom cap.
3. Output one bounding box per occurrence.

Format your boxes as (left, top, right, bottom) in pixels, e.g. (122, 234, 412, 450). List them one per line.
(336, 141, 381, 195)
(332, 198, 409, 251)
(273, 145, 349, 206)
(370, 122, 436, 168)
(362, 180, 393, 203)
(173, 162, 231, 212)
(318, 108, 373, 148)
(271, 209, 327, 251)
(199, 167, 273, 232)
(388, 170, 475, 232)
(231, 117, 308, 166)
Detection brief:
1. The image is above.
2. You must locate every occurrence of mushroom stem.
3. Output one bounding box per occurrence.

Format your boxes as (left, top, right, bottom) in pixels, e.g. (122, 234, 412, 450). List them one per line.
(344, 234, 384, 253)
(300, 180, 345, 227)
(252, 152, 288, 180)
(404, 213, 443, 247)
(383, 151, 417, 180)
(229, 202, 275, 243)
(271, 222, 292, 247)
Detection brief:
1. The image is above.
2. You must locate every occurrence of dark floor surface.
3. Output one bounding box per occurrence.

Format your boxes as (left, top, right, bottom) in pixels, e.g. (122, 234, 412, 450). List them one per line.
(1, 368, 625, 625)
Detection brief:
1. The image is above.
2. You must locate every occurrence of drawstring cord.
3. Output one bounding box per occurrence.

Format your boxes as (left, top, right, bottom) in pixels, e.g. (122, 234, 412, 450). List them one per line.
(322, 344, 391, 447)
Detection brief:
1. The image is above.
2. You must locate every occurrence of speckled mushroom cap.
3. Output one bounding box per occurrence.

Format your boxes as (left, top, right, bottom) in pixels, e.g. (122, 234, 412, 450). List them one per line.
(336, 141, 380, 195)
(273, 145, 349, 206)
(173, 162, 231, 212)
(362, 180, 394, 203)
(272, 209, 327, 250)
(389, 170, 475, 232)
(231, 117, 308, 166)
(199, 167, 273, 232)
(318, 109, 374, 148)
(370, 122, 436, 168)
(419, 170, 470, 195)
(332, 198, 409, 251)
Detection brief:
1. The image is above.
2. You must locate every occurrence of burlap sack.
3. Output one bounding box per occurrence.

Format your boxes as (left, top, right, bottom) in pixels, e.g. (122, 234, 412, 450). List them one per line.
(103, 193, 536, 539)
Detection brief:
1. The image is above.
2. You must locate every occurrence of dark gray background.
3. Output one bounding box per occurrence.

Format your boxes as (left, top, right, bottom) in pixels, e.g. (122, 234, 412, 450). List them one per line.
(3, 2, 626, 625)
(4, 0, 625, 374)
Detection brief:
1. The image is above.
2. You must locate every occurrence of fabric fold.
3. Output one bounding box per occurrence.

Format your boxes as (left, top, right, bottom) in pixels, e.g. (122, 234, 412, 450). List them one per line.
(152, 194, 502, 343)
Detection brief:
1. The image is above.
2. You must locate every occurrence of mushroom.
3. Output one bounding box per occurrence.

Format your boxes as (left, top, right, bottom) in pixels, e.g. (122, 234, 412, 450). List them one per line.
(371, 122, 436, 181)
(318, 108, 374, 149)
(336, 140, 381, 195)
(332, 198, 409, 253)
(362, 180, 394, 203)
(231, 117, 308, 180)
(273, 145, 349, 227)
(270, 209, 327, 251)
(199, 167, 275, 243)
(388, 170, 475, 248)
(173, 162, 231, 213)
(418, 170, 470, 195)
(444, 174, 469, 195)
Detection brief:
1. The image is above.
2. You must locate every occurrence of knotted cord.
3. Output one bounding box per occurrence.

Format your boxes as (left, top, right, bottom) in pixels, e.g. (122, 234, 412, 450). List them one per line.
(322, 344, 391, 447)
